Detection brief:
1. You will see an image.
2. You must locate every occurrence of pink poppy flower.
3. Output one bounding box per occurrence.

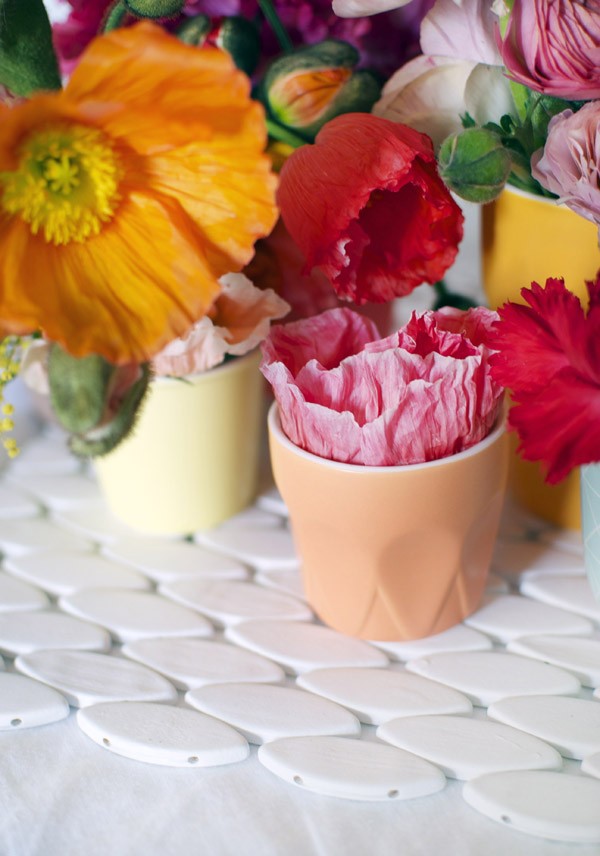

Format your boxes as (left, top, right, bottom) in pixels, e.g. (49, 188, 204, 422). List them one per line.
(498, 0, 600, 100)
(489, 275, 600, 483)
(153, 273, 289, 376)
(276, 112, 464, 305)
(261, 305, 503, 466)
(532, 103, 600, 240)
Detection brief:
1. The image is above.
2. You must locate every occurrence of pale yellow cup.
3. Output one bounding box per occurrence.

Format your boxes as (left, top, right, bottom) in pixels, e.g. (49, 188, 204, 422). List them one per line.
(268, 404, 508, 641)
(482, 186, 600, 530)
(95, 350, 263, 536)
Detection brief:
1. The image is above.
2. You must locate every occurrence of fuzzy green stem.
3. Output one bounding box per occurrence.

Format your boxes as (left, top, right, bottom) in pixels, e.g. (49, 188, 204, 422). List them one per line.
(257, 0, 293, 53)
(266, 118, 307, 148)
(103, 0, 129, 31)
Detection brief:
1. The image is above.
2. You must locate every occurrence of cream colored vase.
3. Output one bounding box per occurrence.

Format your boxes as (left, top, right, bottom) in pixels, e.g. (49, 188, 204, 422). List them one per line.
(95, 350, 263, 536)
(268, 405, 508, 641)
(482, 186, 600, 530)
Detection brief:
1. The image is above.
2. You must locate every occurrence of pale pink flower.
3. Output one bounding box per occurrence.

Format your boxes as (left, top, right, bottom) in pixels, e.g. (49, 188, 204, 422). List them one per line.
(332, 0, 414, 16)
(499, 0, 600, 100)
(420, 0, 501, 66)
(153, 273, 289, 377)
(261, 306, 503, 466)
(531, 103, 600, 240)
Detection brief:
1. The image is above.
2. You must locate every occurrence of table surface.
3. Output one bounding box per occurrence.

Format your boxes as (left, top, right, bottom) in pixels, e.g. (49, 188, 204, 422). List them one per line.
(0, 401, 599, 856)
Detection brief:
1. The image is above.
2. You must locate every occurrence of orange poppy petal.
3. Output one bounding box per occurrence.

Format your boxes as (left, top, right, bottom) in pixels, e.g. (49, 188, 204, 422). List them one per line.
(0, 195, 221, 364)
(148, 144, 278, 274)
(65, 23, 263, 154)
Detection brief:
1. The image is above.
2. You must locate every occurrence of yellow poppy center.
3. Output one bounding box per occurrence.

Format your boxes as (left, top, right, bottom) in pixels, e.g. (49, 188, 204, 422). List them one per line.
(0, 123, 123, 245)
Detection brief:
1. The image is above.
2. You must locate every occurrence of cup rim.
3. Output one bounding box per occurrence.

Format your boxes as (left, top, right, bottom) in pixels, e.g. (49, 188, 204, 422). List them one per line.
(151, 348, 260, 387)
(268, 401, 505, 473)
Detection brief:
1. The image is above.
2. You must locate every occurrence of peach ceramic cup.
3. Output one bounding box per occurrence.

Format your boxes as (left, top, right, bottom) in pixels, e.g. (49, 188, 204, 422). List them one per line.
(268, 404, 508, 641)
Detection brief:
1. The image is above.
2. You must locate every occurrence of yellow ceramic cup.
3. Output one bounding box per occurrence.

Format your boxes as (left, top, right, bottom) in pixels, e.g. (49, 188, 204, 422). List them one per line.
(482, 186, 600, 530)
(268, 404, 508, 641)
(95, 350, 264, 536)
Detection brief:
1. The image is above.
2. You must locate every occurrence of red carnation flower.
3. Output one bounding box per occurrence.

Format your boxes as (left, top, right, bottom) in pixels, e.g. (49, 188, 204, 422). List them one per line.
(276, 112, 464, 305)
(489, 275, 600, 483)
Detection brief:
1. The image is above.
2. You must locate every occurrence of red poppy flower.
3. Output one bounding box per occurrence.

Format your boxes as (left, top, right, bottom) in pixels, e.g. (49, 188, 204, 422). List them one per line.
(489, 275, 600, 483)
(276, 112, 464, 304)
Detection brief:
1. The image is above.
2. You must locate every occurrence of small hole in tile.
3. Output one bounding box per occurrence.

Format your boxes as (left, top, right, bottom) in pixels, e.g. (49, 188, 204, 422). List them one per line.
(188, 756, 199, 765)
(387, 790, 399, 799)
(10, 718, 22, 727)
(293, 775, 303, 786)
(501, 815, 511, 824)
(102, 737, 111, 746)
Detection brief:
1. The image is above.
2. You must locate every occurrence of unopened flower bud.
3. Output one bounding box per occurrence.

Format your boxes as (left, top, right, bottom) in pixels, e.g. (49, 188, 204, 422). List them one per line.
(438, 127, 512, 203)
(176, 15, 211, 46)
(260, 40, 381, 140)
(125, 0, 185, 17)
(213, 16, 261, 77)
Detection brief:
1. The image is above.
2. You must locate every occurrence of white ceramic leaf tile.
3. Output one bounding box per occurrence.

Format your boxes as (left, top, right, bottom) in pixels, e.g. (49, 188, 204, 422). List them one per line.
(370, 625, 493, 661)
(122, 637, 285, 689)
(507, 635, 600, 688)
(59, 589, 214, 643)
(464, 594, 594, 642)
(0, 518, 92, 557)
(0, 654, 4, 670)
(254, 569, 306, 601)
(13, 472, 100, 511)
(4, 550, 151, 596)
(595, 687, 600, 700)
(216, 506, 284, 531)
(582, 752, 600, 779)
(377, 714, 562, 780)
(519, 575, 600, 623)
(159, 579, 313, 626)
(9, 434, 81, 476)
(0, 571, 49, 611)
(0, 672, 70, 729)
(77, 701, 249, 767)
(0, 610, 111, 655)
(296, 667, 472, 725)
(463, 771, 600, 843)
(51, 505, 150, 545)
(258, 736, 446, 802)
(195, 526, 299, 571)
(15, 650, 178, 707)
(492, 541, 585, 581)
(539, 527, 584, 556)
(101, 538, 249, 583)
(256, 487, 288, 518)
(406, 651, 581, 707)
(226, 620, 388, 674)
(185, 682, 361, 744)
(0, 483, 39, 519)
(488, 695, 600, 760)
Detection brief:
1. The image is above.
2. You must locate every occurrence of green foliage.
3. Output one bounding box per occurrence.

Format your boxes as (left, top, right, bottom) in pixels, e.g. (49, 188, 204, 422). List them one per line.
(0, 0, 61, 96)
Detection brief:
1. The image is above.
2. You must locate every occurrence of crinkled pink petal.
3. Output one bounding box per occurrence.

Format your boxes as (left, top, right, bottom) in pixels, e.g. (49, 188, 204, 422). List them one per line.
(261, 306, 503, 466)
(153, 273, 289, 377)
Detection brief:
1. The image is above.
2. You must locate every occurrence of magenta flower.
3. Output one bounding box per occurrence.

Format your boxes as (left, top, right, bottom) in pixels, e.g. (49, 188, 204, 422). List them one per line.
(531, 103, 600, 239)
(261, 305, 503, 466)
(498, 0, 600, 100)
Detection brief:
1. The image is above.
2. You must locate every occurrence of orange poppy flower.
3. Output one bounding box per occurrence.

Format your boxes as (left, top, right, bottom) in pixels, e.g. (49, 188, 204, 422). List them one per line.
(0, 23, 278, 364)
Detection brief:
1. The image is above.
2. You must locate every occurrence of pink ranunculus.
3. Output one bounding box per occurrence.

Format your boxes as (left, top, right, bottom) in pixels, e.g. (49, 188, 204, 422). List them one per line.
(153, 273, 289, 377)
(498, 0, 600, 100)
(261, 305, 503, 466)
(531, 103, 600, 239)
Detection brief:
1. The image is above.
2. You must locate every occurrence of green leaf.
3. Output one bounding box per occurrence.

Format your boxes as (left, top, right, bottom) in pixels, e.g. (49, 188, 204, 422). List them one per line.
(0, 0, 62, 96)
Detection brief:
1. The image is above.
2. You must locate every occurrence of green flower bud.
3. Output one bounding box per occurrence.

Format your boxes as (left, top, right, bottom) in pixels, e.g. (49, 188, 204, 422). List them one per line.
(0, 0, 61, 96)
(215, 16, 261, 77)
(176, 15, 211, 46)
(48, 345, 151, 458)
(259, 40, 381, 140)
(124, 0, 185, 17)
(438, 127, 512, 204)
